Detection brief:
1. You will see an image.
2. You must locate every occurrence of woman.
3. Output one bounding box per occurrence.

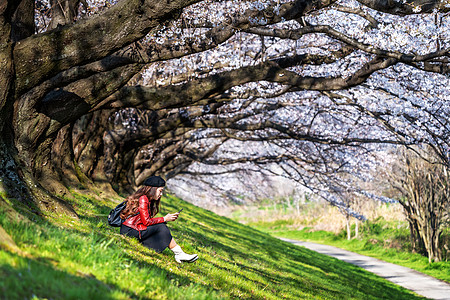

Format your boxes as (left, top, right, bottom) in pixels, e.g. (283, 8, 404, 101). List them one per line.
(120, 175, 198, 263)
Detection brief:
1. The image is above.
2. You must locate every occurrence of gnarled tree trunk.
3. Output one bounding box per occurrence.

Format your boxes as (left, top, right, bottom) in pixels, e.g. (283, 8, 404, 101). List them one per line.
(0, 0, 190, 216)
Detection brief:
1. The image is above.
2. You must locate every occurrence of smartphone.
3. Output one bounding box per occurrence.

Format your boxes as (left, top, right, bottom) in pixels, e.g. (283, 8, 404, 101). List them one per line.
(177, 208, 183, 214)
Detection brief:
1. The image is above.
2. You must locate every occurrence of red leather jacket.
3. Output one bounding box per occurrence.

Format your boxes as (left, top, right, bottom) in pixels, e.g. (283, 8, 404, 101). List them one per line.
(122, 195, 165, 232)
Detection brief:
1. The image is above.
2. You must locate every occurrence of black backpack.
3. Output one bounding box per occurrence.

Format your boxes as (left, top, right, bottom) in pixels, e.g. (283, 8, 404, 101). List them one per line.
(107, 201, 127, 227)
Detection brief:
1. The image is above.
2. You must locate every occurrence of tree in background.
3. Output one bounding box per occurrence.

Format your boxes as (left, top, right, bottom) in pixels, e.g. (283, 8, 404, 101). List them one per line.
(390, 147, 449, 262)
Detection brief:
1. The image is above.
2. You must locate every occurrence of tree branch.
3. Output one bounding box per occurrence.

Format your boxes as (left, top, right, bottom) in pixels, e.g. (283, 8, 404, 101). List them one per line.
(357, 0, 449, 15)
(13, 0, 201, 95)
(98, 53, 393, 112)
(332, 4, 379, 28)
(246, 25, 450, 64)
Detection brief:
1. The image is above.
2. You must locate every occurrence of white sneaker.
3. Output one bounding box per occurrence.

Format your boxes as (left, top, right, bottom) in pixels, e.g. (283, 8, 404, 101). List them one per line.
(175, 252, 198, 263)
(171, 245, 198, 263)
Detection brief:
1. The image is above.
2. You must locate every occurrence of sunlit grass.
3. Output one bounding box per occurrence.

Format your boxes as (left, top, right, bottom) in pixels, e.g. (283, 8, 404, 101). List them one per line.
(250, 218, 450, 283)
(0, 191, 426, 299)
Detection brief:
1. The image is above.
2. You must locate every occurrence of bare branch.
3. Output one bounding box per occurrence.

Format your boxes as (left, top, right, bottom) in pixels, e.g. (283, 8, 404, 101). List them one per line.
(357, 0, 450, 15)
(332, 4, 379, 28)
(246, 25, 450, 64)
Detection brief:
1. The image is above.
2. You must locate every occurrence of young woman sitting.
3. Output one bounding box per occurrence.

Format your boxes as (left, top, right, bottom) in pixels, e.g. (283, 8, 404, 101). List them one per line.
(119, 176, 198, 263)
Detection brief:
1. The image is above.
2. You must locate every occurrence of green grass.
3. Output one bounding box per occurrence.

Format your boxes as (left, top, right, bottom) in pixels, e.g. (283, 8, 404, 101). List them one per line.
(249, 218, 450, 283)
(0, 191, 427, 299)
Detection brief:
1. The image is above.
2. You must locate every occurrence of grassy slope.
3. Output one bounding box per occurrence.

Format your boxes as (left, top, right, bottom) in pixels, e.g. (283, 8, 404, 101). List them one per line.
(0, 191, 426, 299)
(249, 219, 450, 283)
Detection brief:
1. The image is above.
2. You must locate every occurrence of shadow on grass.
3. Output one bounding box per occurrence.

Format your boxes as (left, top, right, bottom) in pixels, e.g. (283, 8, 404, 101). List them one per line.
(0, 250, 134, 299)
(0, 208, 221, 299)
(1, 192, 427, 299)
(161, 204, 425, 299)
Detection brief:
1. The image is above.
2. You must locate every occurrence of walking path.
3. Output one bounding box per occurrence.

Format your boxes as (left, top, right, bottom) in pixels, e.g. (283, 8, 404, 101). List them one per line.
(280, 238, 450, 300)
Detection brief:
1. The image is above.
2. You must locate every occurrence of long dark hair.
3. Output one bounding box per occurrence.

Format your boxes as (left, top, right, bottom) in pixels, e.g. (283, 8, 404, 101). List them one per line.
(120, 186, 161, 219)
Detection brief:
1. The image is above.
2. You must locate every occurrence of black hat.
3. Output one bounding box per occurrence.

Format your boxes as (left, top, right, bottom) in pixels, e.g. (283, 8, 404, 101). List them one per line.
(143, 176, 166, 187)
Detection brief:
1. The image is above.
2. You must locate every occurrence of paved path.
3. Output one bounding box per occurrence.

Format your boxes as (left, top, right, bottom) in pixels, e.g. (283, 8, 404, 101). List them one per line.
(280, 238, 450, 300)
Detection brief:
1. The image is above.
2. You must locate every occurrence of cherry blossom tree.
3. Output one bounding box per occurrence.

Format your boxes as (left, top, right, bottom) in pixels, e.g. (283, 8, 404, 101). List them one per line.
(0, 0, 449, 228)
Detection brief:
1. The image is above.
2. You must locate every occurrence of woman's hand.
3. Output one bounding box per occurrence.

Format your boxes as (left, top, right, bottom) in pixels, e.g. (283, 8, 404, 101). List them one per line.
(164, 213, 179, 222)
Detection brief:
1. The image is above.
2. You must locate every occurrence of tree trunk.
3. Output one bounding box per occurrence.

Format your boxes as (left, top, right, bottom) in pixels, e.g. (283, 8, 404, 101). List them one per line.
(111, 148, 139, 194)
(0, 3, 40, 214)
(11, 0, 34, 42)
(0, 4, 14, 133)
(48, 0, 80, 30)
(403, 204, 440, 260)
(52, 123, 98, 194)
(1, 0, 211, 216)
(72, 112, 112, 183)
(346, 214, 351, 240)
(419, 217, 442, 263)
(396, 150, 449, 262)
(409, 218, 425, 254)
(408, 220, 418, 252)
(13, 90, 77, 213)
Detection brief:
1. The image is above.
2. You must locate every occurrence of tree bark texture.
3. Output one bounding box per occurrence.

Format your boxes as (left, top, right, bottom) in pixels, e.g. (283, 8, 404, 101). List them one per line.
(0, 0, 199, 215)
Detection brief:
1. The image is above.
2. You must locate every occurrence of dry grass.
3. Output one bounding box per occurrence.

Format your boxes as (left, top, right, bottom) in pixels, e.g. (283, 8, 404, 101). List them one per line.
(225, 200, 406, 233)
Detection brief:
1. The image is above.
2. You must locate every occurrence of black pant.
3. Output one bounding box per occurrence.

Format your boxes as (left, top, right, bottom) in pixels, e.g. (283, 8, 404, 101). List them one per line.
(120, 223, 172, 253)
